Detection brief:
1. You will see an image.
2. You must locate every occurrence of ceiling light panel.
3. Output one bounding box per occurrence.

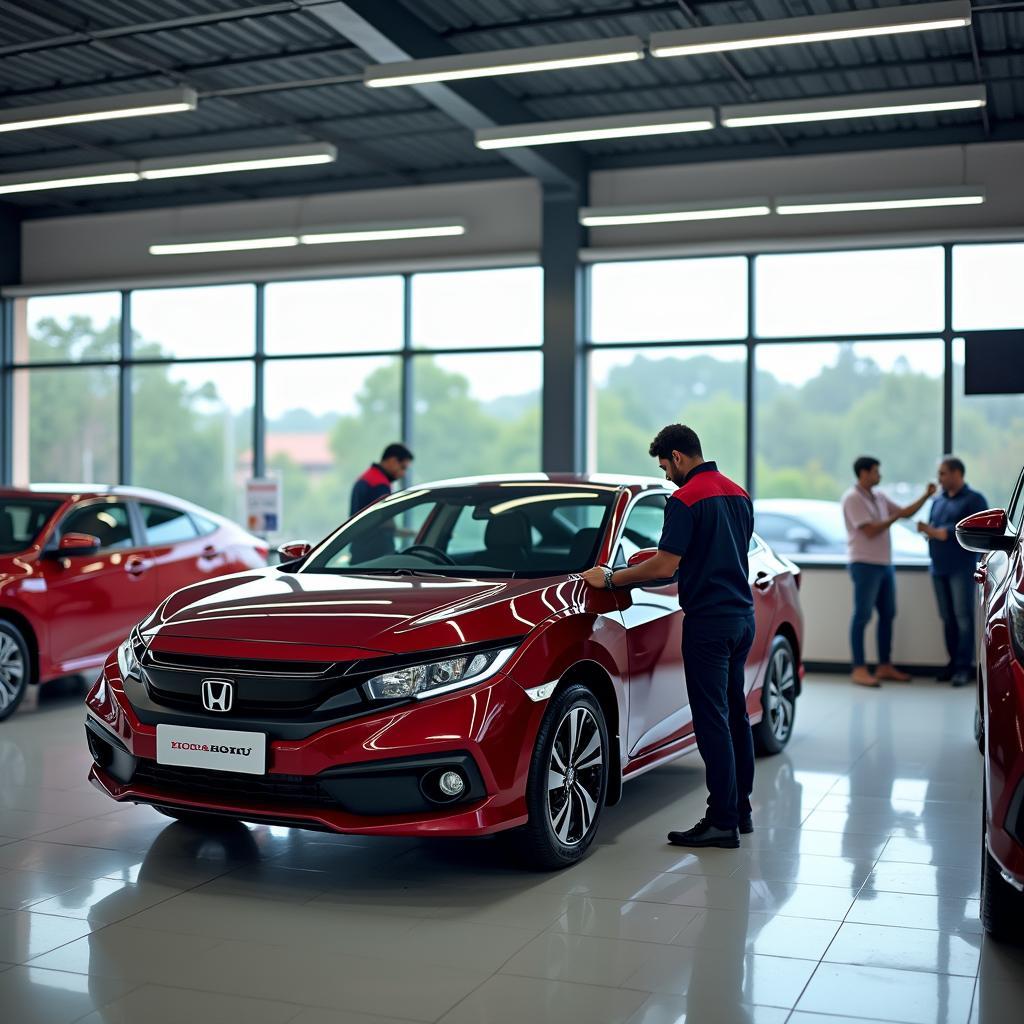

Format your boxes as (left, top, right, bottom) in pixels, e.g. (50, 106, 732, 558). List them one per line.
(721, 85, 987, 128)
(475, 108, 715, 149)
(0, 162, 140, 195)
(650, 1, 971, 58)
(363, 36, 644, 87)
(580, 200, 772, 227)
(0, 88, 197, 133)
(149, 236, 300, 256)
(776, 187, 986, 215)
(139, 143, 337, 180)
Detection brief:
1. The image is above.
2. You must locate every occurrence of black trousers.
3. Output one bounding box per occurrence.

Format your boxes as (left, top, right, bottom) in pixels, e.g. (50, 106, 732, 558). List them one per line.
(682, 613, 757, 830)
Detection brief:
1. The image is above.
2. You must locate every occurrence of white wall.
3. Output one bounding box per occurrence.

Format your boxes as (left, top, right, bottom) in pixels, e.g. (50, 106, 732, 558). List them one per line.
(799, 566, 947, 668)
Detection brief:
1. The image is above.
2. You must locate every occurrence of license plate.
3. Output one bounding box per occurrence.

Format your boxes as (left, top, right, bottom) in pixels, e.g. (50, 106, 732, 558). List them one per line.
(156, 724, 266, 776)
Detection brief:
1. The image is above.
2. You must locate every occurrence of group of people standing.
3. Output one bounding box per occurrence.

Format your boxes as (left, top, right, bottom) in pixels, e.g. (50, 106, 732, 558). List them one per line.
(842, 454, 988, 689)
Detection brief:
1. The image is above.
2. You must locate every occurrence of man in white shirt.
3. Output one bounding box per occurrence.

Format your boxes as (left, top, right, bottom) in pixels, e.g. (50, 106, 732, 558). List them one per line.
(841, 456, 936, 688)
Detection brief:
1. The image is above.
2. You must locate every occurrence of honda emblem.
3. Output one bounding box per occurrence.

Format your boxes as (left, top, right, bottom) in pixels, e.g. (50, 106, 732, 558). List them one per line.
(201, 679, 234, 713)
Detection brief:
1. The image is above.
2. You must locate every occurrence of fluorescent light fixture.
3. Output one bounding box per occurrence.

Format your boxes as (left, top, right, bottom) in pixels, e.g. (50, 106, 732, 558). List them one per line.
(580, 199, 771, 227)
(721, 85, 986, 127)
(776, 187, 986, 215)
(139, 143, 336, 180)
(0, 87, 197, 134)
(299, 221, 466, 245)
(0, 162, 140, 195)
(364, 36, 644, 87)
(149, 236, 299, 256)
(475, 107, 715, 149)
(651, 1, 970, 58)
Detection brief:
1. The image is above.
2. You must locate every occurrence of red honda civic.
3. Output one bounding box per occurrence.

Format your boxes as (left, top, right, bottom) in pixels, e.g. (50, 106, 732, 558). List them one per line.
(85, 475, 804, 869)
(0, 486, 269, 721)
(957, 465, 1024, 941)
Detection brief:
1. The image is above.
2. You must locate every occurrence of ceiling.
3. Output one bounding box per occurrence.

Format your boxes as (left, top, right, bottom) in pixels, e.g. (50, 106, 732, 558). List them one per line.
(0, 0, 1021, 219)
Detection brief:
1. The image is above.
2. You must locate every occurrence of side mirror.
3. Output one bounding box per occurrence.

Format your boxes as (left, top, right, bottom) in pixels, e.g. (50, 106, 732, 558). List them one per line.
(627, 548, 659, 568)
(58, 532, 101, 555)
(956, 509, 1016, 554)
(785, 526, 815, 552)
(277, 541, 312, 562)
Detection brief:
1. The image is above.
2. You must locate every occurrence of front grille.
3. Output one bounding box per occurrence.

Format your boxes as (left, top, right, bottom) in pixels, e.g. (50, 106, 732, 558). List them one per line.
(132, 760, 332, 808)
(147, 650, 335, 677)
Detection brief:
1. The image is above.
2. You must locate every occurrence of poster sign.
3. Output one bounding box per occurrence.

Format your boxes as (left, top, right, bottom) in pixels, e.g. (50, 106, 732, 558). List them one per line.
(245, 477, 282, 534)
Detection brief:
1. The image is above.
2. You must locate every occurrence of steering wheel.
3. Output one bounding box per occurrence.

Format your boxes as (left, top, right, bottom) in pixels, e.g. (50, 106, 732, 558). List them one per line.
(402, 544, 455, 566)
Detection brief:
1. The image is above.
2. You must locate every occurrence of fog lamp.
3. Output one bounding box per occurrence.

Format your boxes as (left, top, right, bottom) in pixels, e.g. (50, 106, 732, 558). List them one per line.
(438, 771, 466, 797)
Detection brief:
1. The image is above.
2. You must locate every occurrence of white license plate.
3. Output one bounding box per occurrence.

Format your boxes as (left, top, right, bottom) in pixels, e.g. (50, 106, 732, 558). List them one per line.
(156, 725, 266, 776)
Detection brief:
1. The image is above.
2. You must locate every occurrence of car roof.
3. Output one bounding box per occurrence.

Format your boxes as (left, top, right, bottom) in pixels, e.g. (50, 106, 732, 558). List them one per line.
(412, 472, 671, 492)
(0, 483, 195, 502)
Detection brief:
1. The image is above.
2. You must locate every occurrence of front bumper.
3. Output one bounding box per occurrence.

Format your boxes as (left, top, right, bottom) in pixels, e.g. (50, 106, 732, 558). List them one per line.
(85, 652, 545, 836)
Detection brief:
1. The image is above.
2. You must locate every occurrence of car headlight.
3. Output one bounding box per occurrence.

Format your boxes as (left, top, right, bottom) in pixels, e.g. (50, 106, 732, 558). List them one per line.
(116, 627, 145, 680)
(1010, 590, 1024, 665)
(364, 646, 517, 702)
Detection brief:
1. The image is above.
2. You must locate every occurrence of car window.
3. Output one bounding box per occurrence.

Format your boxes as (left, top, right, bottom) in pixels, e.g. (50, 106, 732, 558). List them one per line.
(1007, 468, 1024, 534)
(614, 494, 668, 568)
(190, 513, 219, 536)
(140, 503, 199, 545)
(60, 502, 134, 551)
(0, 498, 61, 554)
(753, 513, 796, 543)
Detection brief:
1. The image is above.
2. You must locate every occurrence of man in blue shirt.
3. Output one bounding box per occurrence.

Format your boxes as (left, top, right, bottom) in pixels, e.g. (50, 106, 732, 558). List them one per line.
(582, 423, 755, 849)
(917, 456, 988, 687)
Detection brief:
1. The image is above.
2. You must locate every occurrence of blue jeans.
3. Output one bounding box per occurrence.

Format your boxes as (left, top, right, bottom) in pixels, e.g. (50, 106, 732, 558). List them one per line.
(682, 614, 757, 830)
(931, 572, 976, 674)
(849, 563, 896, 667)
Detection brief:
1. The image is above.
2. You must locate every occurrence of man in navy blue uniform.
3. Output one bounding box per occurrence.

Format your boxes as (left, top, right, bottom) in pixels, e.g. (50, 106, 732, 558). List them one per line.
(583, 424, 755, 849)
(349, 443, 413, 563)
(917, 455, 988, 687)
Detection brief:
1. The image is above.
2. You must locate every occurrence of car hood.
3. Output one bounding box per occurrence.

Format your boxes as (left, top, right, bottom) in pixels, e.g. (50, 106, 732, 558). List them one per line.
(147, 568, 588, 658)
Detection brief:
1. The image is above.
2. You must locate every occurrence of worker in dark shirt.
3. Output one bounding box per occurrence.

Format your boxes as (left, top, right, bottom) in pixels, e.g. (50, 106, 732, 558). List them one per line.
(349, 443, 413, 563)
(917, 455, 988, 687)
(583, 423, 755, 849)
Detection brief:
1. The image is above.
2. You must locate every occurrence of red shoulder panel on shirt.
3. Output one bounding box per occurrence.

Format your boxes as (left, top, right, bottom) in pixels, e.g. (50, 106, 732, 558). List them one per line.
(672, 471, 749, 507)
(360, 466, 391, 488)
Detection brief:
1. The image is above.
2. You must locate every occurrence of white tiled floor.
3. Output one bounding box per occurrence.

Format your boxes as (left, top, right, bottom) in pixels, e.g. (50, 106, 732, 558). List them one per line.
(0, 674, 1020, 1023)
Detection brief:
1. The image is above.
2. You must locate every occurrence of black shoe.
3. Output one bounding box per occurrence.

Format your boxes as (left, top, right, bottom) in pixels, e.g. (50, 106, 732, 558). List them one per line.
(667, 818, 740, 849)
(951, 672, 971, 688)
(739, 814, 753, 835)
(936, 664, 955, 682)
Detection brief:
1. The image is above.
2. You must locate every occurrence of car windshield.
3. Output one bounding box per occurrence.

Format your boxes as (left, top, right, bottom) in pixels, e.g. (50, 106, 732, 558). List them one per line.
(0, 498, 61, 554)
(303, 484, 617, 577)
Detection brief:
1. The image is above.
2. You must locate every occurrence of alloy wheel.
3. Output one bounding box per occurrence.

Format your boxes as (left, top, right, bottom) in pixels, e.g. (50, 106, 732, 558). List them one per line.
(547, 706, 604, 846)
(0, 634, 25, 713)
(765, 646, 796, 745)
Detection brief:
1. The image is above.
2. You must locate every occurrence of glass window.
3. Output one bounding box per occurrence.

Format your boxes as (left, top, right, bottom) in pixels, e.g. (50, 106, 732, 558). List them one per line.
(755, 248, 945, 338)
(264, 356, 401, 542)
(265, 277, 404, 355)
(139, 503, 199, 545)
(14, 292, 121, 364)
(0, 498, 61, 554)
(590, 258, 747, 343)
(589, 346, 746, 485)
(60, 501, 133, 550)
(613, 494, 668, 567)
(191, 513, 218, 536)
(132, 362, 254, 522)
(411, 352, 542, 484)
(131, 285, 255, 359)
(953, 243, 1024, 330)
(12, 366, 118, 485)
(952, 337, 1024, 510)
(411, 267, 542, 349)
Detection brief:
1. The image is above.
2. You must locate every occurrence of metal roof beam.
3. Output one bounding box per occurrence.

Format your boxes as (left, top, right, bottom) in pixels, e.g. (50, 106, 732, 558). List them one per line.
(306, 0, 586, 190)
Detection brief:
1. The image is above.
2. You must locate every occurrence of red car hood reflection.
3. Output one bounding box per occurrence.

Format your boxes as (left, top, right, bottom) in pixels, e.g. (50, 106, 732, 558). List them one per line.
(149, 569, 586, 656)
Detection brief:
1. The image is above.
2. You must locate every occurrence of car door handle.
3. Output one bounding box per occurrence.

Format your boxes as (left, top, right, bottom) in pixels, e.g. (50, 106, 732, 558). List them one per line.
(124, 557, 152, 577)
(201, 544, 219, 558)
(754, 571, 774, 591)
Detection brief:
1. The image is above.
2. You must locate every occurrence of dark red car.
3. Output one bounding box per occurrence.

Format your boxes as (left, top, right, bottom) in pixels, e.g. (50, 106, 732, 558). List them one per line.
(0, 485, 269, 720)
(957, 466, 1024, 941)
(85, 475, 803, 869)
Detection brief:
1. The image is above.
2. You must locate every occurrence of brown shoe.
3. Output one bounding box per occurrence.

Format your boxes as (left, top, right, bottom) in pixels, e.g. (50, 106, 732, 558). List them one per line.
(851, 666, 880, 688)
(876, 664, 912, 682)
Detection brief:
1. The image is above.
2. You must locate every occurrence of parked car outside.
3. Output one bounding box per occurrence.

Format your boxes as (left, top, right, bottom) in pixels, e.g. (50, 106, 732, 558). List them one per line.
(86, 474, 804, 869)
(0, 485, 268, 720)
(957, 465, 1024, 941)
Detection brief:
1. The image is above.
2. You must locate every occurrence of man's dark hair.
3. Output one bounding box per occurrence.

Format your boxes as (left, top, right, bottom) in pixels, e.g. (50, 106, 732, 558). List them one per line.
(649, 424, 703, 461)
(940, 454, 966, 477)
(853, 456, 880, 478)
(381, 443, 413, 462)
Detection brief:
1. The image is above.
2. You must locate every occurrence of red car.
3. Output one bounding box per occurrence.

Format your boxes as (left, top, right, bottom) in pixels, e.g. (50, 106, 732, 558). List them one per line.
(85, 475, 803, 869)
(957, 466, 1024, 940)
(0, 485, 269, 721)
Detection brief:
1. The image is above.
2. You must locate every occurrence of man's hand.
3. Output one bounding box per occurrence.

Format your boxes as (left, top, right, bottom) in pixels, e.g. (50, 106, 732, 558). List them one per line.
(581, 566, 608, 589)
(916, 521, 930, 534)
(925, 482, 938, 498)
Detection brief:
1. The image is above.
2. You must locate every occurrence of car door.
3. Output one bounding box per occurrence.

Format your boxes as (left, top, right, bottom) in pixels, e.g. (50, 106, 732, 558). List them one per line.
(979, 468, 1024, 623)
(136, 501, 221, 600)
(41, 499, 156, 675)
(614, 492, 691, 757)
(745, 535, 781, 698)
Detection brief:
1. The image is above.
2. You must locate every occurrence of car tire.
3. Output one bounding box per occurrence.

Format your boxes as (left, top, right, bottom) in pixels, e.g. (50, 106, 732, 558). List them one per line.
(752, 635, 798, 756)
(0, 620, 32, 723)
(981, 767, 1024, 943)
(152, 805, 240, 828)
(509, 683, 609, 871)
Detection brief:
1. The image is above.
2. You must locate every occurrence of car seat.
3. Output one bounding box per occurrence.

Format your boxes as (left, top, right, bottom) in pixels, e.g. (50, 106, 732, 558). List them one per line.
(483, 511, 531, 569)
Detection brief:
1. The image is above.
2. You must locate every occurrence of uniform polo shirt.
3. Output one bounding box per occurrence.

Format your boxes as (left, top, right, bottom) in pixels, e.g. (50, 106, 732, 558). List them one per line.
(657, 461, 755, 619)
(350, 463, 393, 517)
(927, 483, 988, 576)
